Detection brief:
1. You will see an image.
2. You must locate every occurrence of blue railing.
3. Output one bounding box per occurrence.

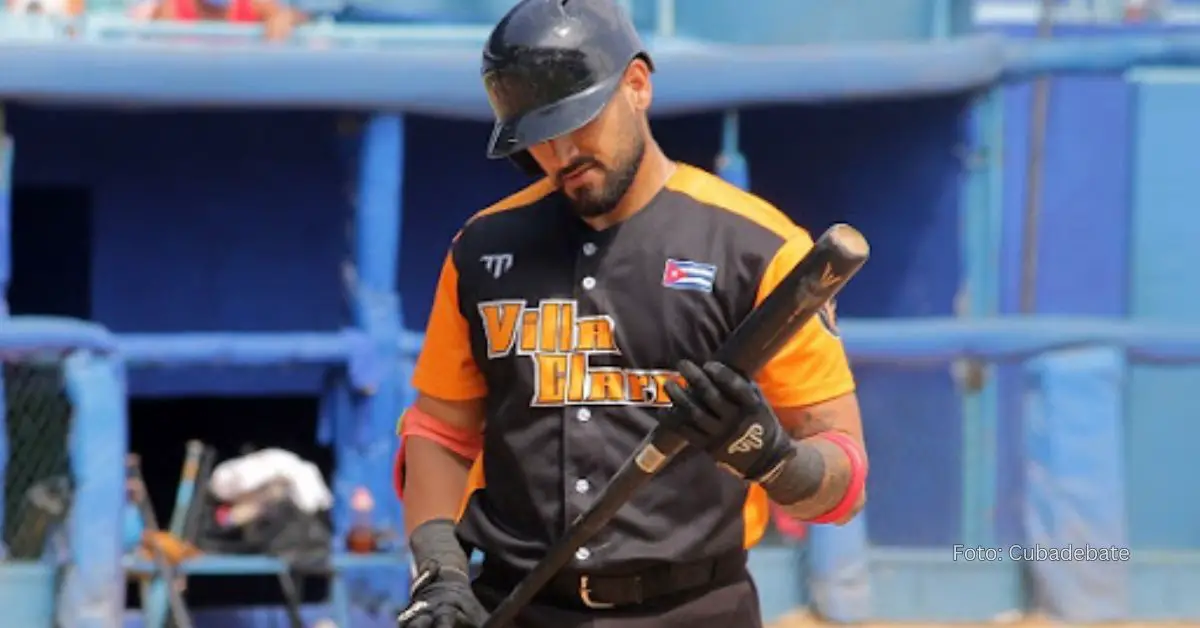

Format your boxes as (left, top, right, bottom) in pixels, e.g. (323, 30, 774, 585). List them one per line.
(1, 314, 1192, 624)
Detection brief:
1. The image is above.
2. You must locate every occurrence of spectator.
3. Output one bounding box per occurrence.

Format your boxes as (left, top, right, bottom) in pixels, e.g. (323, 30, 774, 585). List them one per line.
(1123, 0, 1168, 21)
(7, 0, 83, 17)
(130, 0, 307, 41)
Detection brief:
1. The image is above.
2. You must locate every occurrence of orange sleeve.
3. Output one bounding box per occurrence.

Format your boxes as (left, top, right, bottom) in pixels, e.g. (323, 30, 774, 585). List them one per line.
(754, 232, 856, 408)
(411, 249, 488, 400)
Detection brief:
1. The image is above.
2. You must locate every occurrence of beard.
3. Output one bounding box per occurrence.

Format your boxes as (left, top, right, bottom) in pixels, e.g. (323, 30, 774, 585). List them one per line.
(560, 132, 646, 219)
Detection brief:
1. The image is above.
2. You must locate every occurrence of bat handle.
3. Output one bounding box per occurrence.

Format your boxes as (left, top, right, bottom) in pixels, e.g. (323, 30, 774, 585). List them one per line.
(635, 426, 689, 474)
(480, 428, 688, 628)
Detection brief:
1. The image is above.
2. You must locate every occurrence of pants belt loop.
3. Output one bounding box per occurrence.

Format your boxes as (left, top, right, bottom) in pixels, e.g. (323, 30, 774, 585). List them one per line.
(630, 575, 644, 605)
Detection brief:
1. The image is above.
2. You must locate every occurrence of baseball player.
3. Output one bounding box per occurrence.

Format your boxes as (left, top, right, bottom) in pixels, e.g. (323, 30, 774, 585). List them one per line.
(393, 1, 868, 626)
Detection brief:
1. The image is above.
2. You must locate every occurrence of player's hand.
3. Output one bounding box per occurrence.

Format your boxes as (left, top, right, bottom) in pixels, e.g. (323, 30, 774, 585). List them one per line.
(396, 560, 487, 628)
(398, 519, 487, 628)
(661, 360, 796, 482)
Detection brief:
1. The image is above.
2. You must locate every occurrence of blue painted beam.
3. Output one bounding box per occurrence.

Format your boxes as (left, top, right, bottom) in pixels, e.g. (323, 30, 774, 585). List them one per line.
(714, 110, 748, 189)
(338, 113, 408, 617)
(1004, 35, 1200, 78)
(959, 89, 1004, 548)
(61, 351, 128, 628)
(0, 34, 1007, 112)
(11, 315, 1200, 364)
(0, 117, 10, 550)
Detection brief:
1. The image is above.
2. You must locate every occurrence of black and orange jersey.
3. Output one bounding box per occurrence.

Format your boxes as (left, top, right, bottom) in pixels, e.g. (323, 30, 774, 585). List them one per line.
(411, 163, 855, 573)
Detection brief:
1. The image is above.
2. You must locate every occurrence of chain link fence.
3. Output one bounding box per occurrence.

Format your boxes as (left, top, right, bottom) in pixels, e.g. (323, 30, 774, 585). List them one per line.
(0, 320, 127, 628)
(2, 357, 74, 563)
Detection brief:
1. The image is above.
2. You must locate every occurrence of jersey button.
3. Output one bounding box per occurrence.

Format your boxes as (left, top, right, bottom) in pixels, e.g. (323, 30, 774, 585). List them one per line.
(581, 276, 596, 290)
(577, 408, 591, 422)
(574, 478, 590, 494)
(582, 242, 597, 256)
(575, 547, 591, 561)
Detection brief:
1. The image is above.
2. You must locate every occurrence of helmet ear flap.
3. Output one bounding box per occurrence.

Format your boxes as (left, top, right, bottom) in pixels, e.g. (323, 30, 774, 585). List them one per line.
(508, 150, 543, 177)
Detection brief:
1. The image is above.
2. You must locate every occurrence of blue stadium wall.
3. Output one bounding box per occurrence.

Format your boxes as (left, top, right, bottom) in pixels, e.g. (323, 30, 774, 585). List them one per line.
(6, 23, 1197, 562)
(991, 23, 1200, 563)
(6, 96, 969, 551)
(991, 24, 1135, 549)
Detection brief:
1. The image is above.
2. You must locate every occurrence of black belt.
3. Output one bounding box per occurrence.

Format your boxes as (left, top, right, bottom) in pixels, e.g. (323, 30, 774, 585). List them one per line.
(482, 549, 747, 610)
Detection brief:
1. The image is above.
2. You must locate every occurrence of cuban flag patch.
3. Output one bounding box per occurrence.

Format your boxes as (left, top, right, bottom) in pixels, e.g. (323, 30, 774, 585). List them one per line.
(662, 258, 718, 293)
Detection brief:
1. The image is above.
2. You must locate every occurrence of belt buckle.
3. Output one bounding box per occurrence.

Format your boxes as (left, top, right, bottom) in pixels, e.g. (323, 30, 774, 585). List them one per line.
(579, 575, 616, 609)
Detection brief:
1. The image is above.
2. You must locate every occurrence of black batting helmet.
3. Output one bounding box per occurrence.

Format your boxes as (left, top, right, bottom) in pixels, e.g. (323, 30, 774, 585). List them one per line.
(481, 0, 653, 173)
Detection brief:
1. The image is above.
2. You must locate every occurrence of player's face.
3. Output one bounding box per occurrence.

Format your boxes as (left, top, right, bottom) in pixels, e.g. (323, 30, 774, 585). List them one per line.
(529, 63, 652, 219)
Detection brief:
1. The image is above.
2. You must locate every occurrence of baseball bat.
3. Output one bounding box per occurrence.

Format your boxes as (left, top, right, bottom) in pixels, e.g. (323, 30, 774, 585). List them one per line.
(481, 223, 870, 627)
(181, 444, 217, 545)
(146, 440, 205, 628)
(127, 454, 195, 628)
(168, 440, 206, 536)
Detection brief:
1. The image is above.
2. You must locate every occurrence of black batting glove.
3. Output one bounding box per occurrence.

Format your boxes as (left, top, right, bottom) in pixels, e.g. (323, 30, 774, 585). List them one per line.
(397, 520, 487, 628)
(398, 564, 486, 628)
(661, 360, 796, 482)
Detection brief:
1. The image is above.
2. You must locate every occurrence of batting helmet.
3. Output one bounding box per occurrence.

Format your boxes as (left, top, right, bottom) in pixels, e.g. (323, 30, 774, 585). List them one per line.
(481, 0, 653, 173)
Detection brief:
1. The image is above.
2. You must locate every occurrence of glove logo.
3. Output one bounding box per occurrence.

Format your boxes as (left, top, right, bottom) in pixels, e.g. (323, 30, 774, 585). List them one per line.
(397, 600, 428, 623)
(727, 423, 765, 454)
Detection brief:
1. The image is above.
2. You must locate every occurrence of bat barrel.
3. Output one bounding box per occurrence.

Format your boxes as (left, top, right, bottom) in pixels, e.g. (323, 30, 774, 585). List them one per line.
(714, 223, 869, 376)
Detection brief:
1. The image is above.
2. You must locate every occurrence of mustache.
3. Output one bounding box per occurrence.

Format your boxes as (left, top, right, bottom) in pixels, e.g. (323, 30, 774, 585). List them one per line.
(556, 159, 602, 185)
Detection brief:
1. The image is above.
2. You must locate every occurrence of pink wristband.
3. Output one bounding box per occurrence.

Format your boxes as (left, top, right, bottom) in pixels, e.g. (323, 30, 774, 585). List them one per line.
(809, 431, 868, 524)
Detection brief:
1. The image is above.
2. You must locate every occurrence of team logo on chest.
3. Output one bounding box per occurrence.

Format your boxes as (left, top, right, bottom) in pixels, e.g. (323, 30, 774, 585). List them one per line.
(477, 299, 679, 407)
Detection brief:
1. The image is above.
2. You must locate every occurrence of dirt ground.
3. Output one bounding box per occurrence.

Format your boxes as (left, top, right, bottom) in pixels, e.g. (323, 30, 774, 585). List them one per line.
(765, 610, 1200, 628)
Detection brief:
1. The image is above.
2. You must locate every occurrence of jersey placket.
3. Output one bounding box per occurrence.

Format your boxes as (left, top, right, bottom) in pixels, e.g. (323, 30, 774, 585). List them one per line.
(563, 230, 607, 566)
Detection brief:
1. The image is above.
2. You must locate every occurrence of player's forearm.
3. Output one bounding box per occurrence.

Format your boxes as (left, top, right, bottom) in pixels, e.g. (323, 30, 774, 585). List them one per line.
(761, 395, 868, 525)
(769, 435, 866, 524)
(402, 437, 473, 535)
